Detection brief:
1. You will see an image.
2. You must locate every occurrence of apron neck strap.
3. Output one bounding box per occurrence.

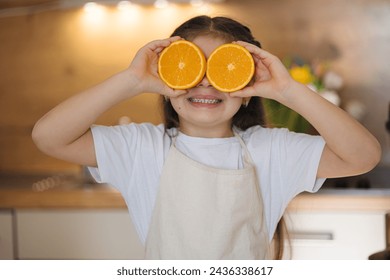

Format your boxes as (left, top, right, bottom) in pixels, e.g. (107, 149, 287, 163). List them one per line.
(233, 131, 255, 166)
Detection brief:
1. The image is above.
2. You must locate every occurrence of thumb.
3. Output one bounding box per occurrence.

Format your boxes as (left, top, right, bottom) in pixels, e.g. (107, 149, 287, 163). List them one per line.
(230, 86, 257, 98)
(173, 89, 188, 95)
(161, 87, 187, 97)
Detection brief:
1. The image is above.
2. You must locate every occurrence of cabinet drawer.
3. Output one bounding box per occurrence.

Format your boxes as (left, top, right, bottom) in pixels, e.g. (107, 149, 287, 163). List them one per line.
(16, 209, 144, 259)
(285, 211, 386, 259)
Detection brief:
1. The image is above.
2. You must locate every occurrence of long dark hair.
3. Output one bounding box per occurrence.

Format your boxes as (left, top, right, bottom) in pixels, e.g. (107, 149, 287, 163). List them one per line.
(161, 15, 288, 260)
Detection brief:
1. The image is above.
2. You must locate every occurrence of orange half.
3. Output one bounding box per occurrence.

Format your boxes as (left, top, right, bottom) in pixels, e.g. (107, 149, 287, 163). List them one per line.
(206, 43, 255, 92)
(158, 40, 206, 90)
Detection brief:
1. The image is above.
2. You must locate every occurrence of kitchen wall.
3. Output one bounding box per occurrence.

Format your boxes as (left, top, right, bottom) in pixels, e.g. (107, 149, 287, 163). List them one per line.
(1, 0, 389, 174)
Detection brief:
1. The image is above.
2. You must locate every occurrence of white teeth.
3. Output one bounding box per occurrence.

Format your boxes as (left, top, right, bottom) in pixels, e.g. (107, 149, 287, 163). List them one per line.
(188, 98, 222, 104)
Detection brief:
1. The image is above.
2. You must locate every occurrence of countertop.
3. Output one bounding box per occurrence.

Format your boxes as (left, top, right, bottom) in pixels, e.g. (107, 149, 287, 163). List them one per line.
(0, 174, 126, 208)
(1, 173, 390, 211)
(289, 189, 390, 212)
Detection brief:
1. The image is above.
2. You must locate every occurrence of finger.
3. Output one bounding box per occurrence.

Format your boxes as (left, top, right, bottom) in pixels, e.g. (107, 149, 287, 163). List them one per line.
(230, 86, 257, 98)
(235, 41, 272, 57)
(235, 41, 280, 68)
(232, 41, 271, 80)
(169, 36, 182, 42)
(235, 40, 280, 63)
(233, 41, 264, 62)
(233, 40, 258, 49)
(234, 41, 263, 56)
(173, 89, 188, 96)
(147, 36, 182, 52)
(154, 47, 164, 54)
(162, 87, 188, 97)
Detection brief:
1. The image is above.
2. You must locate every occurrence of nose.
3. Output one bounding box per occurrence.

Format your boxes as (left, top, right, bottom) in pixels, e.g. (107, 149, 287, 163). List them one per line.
(197, 74, 211, 88)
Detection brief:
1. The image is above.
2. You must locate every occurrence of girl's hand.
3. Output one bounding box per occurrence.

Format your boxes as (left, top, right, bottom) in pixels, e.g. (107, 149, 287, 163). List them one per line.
(230, 41, 294, 104)
(127, 36, 187, 97)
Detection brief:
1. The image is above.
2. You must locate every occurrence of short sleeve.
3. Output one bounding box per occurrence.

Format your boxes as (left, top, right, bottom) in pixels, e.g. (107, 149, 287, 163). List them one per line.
(87, 123, 166, 194)
(87, 123, 168, 244)
(277, 129, 326, 200)
(243, 126, 325, 198)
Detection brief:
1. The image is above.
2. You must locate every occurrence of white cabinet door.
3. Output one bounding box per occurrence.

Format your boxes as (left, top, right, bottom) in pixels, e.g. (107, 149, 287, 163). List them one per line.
(16, 209, 144, 260)
(285, 211, 386, 260)
(0, 210, 14, 260)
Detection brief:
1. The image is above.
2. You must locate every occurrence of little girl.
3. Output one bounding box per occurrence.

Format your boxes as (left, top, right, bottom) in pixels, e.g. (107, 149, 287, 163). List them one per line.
(32, 15, 381, 259)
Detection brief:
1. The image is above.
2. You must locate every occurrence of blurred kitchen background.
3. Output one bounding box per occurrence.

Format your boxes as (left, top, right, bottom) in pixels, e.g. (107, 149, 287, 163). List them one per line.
(1, 0, 390, 173)
(0, 0, 389, 260)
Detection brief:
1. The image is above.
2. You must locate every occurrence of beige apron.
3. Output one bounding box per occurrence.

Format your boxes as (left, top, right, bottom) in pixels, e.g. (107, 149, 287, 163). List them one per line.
(145, 134, 270, 259)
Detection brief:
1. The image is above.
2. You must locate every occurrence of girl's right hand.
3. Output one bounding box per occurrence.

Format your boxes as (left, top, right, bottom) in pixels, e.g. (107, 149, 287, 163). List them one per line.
(32, 37, 187, 168)
(127, 36, 187, 98)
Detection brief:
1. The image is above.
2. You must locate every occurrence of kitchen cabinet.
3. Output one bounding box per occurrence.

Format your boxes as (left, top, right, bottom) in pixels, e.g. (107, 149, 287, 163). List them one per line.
(0, 210, 14, 260)
(16, 209, 144, 259)
(16, 209, 386, 260)
(285, 211, 386, 260)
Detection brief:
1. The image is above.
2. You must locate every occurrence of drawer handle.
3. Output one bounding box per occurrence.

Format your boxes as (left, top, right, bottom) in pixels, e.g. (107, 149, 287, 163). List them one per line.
(291, 231, 334, 241)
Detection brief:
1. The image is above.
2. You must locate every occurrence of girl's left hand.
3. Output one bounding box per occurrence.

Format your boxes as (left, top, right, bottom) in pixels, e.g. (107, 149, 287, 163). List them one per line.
(232, 44, 381, 180)
(230, 41, 294, 103)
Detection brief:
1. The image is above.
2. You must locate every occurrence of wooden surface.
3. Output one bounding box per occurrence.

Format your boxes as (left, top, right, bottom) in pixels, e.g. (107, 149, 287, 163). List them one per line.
(0, 185, 126, 209)
(1, 174, 390, 211)
(0, 174, 126, 208)
(288, 193, 390, 212)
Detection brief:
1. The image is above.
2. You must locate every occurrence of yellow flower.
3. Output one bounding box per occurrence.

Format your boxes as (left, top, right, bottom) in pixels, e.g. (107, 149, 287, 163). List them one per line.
(289, 65, 314, 84)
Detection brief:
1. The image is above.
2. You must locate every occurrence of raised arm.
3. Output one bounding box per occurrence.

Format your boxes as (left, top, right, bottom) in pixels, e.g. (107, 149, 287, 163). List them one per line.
(232, 41, 381, 178)
(32, 37, 183, 167)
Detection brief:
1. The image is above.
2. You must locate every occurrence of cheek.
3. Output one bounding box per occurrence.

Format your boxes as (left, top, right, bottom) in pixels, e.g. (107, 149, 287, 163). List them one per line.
(231, 99, 245, 115)
(230, 97, 243, 109)
(170, 98, 184, 113)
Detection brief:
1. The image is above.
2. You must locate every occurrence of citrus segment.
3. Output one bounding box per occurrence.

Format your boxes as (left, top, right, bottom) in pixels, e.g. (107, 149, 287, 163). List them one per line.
(158, 40, 206, 89)
(206, 44, 255, 92)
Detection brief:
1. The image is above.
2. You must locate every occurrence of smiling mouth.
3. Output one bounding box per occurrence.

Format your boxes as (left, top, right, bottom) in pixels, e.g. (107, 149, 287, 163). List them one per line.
(188, 98, 223, 104)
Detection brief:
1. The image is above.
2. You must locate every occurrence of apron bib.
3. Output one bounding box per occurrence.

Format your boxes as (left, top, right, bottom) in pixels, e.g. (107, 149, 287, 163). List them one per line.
(145, 134, 270, 259)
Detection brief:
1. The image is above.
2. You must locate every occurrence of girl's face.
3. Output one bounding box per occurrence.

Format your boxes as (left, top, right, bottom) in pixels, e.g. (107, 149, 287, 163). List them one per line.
(170, 35, 243, 138)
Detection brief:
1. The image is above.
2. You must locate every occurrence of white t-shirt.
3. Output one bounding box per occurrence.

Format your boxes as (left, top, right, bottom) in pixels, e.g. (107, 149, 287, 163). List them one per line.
(88, 123, 326, 244)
